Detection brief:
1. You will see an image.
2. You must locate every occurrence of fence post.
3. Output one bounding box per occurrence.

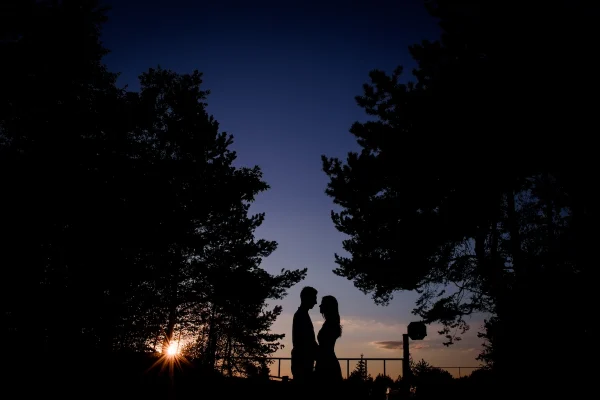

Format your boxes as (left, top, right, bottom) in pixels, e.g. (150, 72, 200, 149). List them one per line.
(402, 334, 411, 396)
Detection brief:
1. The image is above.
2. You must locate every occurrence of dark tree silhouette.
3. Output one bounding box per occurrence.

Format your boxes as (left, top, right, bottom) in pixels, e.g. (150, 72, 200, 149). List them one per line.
(321, 0, 595, 392)
(410, 358, 453, 399)
(0, 2, 306, 375)
(475, 317, 497, 368)
(372, 374, 394, 400)
(115, 67, 306, 365)
(0, 0, 125, 355)
(410, 358, 452, 382)
(348, 354, 372, 383)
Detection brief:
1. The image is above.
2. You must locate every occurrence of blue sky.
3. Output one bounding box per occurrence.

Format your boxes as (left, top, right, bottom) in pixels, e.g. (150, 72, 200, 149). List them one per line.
(100, 0, 485, 376)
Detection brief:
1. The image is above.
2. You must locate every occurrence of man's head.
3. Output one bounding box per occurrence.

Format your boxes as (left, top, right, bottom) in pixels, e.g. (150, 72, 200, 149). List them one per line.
(300, 286, 318, 309)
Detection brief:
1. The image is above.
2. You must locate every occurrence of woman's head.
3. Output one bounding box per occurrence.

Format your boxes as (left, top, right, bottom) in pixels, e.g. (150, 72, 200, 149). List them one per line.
(319, 295, 342, 337)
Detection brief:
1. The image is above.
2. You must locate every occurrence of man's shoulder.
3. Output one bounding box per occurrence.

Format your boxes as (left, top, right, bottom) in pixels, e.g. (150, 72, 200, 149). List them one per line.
(293, 307, 307, 320)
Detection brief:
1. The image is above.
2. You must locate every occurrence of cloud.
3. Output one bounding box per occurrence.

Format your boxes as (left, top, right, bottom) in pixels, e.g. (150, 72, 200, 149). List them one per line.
(372, 340, 432, 351)
(339, 317, 405, 335)
(373, 340, 403, 350)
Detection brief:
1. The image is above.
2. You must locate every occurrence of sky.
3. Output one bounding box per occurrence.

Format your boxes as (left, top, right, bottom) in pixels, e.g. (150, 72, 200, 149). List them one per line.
(100, 0, 486, 378)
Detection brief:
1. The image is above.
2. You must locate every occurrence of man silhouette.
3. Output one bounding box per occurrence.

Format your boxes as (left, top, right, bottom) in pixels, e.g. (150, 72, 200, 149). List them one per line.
(291, 286, 318, 384)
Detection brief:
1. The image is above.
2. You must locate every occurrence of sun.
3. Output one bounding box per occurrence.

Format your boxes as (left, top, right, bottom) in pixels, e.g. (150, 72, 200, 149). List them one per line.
(166, 342, 178, 356)
(148, 340, 192, 377)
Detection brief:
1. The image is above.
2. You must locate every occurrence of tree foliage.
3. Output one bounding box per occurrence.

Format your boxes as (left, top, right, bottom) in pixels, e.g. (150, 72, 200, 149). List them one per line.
(322, 0, 595, 384)
(348, 354, 373, 383)
(0, 1, 306, 373)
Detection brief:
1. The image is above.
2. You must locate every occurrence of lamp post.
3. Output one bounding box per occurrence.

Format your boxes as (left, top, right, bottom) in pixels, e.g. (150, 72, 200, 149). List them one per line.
(403, 321, 427, 397)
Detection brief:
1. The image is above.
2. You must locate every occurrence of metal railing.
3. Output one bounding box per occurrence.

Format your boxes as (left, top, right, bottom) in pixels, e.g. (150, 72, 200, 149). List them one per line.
(266, 357, 404, 379)
(227, 356, 483, 380)
(265, 357, 483, 380)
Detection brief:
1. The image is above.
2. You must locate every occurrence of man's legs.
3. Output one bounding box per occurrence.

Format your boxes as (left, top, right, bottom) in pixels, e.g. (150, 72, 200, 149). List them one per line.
(291, 364, 305, 384)
(292, 360, 315, 399)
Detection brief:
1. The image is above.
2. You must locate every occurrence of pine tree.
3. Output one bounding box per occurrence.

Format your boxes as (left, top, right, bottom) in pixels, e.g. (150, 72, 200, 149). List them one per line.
(117, 67, 306, 369)
(349, 354, 372, 383)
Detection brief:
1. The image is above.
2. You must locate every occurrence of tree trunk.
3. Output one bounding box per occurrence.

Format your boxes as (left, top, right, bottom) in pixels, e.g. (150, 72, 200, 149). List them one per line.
(221, 333, 231, 375)
(501, 189, 526, 391)
(205, 303, 217, 368)
(226, 335, 234, 376)
(162, 306, 177, 354)
(162, 260, 179, 353)
(505, 189, 523, 275)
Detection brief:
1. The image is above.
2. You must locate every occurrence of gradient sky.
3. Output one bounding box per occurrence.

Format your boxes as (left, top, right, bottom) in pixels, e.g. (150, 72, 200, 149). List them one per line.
(100, 0, 485, 378)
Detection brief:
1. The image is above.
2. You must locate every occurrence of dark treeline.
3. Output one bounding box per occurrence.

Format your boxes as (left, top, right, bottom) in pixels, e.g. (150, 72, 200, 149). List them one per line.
(0, 0, 305, 378)
(322, 0, 596, 396)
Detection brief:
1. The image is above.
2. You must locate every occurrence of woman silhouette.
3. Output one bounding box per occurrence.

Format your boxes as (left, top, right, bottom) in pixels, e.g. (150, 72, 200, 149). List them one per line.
(315, 295, 343, 386)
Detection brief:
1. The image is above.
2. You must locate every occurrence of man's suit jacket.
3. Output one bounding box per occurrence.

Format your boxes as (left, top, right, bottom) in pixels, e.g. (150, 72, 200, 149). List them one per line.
(292, 307, 317, 364)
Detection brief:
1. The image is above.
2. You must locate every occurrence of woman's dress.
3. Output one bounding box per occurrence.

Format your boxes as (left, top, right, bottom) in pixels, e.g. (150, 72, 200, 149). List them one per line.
(315, 321, 343, 384)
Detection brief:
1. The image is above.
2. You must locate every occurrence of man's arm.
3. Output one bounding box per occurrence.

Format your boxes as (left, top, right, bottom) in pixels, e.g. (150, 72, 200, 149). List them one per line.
(292, 312, 300, 349)
(310, 321, 318, 359)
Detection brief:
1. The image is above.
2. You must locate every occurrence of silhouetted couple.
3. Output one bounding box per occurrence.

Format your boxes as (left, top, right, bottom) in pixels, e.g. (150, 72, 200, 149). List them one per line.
(291, 286, 343, 392)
